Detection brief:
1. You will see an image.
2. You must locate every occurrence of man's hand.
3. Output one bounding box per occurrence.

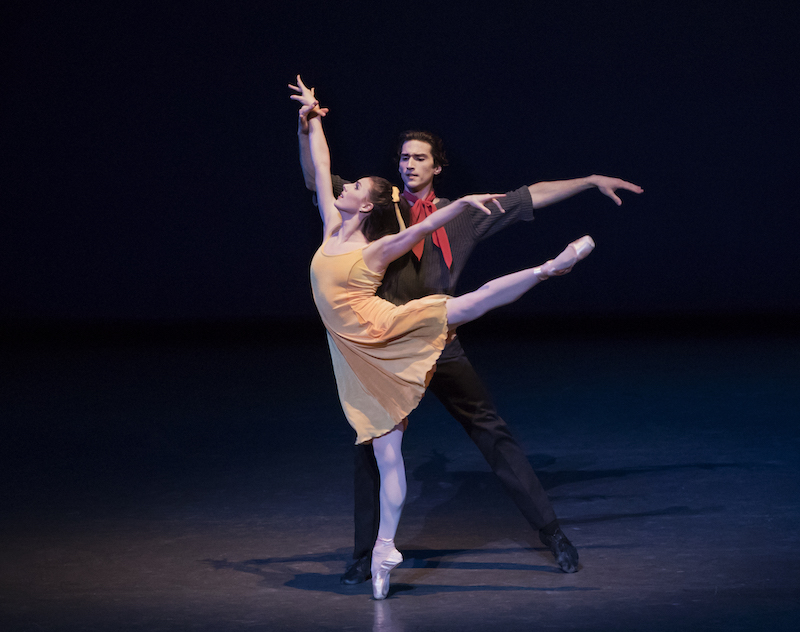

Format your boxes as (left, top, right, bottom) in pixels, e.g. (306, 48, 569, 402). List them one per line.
(297, 101, 329, 134)
(589, 175, 643, 206)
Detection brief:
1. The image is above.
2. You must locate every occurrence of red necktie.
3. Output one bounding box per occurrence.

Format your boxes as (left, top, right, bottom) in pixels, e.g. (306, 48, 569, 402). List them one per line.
(402, 190, 453, 269)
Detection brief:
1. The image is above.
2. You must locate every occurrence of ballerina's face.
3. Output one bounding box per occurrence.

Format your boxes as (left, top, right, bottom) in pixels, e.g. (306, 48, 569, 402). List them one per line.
(335, 178, 374, 215)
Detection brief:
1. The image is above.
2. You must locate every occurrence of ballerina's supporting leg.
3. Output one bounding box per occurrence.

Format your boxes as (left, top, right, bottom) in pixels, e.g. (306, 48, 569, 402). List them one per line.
(446, 236, 594, 328)
(370, 425, 406, 600)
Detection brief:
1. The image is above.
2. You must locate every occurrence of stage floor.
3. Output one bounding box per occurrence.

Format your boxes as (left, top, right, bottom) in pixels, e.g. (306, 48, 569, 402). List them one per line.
(2, 322, 799, 631)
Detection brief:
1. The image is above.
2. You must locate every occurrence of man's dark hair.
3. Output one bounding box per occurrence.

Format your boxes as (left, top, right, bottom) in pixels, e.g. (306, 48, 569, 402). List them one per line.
(396, 130, 449, 170)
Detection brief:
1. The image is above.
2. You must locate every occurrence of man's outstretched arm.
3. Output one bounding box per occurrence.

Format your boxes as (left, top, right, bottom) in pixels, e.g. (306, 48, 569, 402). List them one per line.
(528, 175, 643, 208)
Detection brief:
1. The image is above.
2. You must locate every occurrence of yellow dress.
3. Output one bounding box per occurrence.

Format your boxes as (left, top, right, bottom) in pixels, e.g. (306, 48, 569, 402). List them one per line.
(310, 240, 450, 444)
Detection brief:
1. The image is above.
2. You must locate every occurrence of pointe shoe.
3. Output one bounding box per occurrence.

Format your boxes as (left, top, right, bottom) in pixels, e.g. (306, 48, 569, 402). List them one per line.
(371, 541, 403, 600)
(544, 235, 595, 277)
(569, 235, 595, 261)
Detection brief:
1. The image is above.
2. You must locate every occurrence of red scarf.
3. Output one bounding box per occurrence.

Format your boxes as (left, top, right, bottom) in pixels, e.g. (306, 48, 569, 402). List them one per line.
(402, 189, 452, 269)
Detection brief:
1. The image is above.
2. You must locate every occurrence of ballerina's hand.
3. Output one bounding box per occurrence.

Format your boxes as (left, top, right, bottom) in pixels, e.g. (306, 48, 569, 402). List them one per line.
(289, 74, 316, 105)
(290, 75, 329, 132)
(289, 75, 328, 113)
(460, 193, 507, 215)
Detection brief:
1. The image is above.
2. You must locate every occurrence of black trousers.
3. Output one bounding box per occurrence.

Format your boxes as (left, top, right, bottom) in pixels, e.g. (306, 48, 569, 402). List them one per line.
(352, 337, 557, 559)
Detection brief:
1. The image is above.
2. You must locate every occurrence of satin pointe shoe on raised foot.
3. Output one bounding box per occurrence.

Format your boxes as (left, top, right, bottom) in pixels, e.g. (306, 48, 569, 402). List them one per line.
(371, 543, 403, 600)
(340, 555, 371, 585)
(545, 235, 596, 277)
(539, 526, 579, 573)
(569, 235, 595, 261)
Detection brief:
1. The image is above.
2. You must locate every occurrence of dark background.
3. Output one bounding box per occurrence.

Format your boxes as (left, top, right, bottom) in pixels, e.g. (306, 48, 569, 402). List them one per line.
(2, 0, 798, 329)
(2, 4, 799, 629)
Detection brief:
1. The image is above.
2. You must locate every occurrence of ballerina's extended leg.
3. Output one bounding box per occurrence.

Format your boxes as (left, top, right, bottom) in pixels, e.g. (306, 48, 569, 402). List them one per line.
(446, 235, 595, 327)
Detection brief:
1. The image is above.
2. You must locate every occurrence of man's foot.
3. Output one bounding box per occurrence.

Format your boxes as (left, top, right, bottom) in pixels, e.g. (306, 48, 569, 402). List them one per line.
(340, 555, 371, 585)
(539, 526, 579, 573)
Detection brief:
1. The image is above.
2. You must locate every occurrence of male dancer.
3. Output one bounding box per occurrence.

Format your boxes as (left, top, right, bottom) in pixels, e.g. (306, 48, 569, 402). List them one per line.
(295, 81, 642, 582)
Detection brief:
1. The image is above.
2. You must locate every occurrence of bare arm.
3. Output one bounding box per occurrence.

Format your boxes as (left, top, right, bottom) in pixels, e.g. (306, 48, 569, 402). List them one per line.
(297, 114, 317, 191)
(528, 175, 643, 208)
(291, 75, 328, 191)
(297, 92, 328, 192)
(363, 194, 505, 273)
(290, 76, 337, 238)
(305, 116, 340, 239)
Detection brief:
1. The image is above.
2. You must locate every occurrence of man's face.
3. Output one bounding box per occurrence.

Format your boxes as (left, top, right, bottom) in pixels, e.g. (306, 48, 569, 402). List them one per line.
(398, 140, 441, 193)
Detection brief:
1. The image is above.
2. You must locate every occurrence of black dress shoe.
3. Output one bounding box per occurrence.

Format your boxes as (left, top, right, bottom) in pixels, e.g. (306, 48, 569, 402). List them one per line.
(539, 526, 579, 573)
(340, 555, 371, 585)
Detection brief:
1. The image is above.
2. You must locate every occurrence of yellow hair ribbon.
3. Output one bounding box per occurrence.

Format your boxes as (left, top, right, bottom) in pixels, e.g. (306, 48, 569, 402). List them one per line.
(392, 186, 406, 231)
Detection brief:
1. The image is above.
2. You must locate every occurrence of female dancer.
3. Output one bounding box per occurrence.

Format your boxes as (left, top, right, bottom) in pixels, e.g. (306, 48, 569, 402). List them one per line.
(291, 77, 594, 599)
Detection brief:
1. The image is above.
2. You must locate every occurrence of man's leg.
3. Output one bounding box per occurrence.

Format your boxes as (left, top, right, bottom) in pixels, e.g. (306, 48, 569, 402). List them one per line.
(427, 339, 579, 572)
(340, 442, 381, 584)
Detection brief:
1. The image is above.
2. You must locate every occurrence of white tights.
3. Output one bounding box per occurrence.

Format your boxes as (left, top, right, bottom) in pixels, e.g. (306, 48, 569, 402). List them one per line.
(371, 425, 406, 542)
(445, 236, 589, 327)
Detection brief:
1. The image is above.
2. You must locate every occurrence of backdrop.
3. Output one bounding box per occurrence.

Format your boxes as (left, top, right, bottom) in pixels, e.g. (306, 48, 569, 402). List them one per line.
(3, 1, 798, 324)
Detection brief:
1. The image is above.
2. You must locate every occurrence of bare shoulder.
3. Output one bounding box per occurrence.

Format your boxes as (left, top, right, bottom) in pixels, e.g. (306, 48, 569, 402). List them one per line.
(361, 234, 395, 274)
